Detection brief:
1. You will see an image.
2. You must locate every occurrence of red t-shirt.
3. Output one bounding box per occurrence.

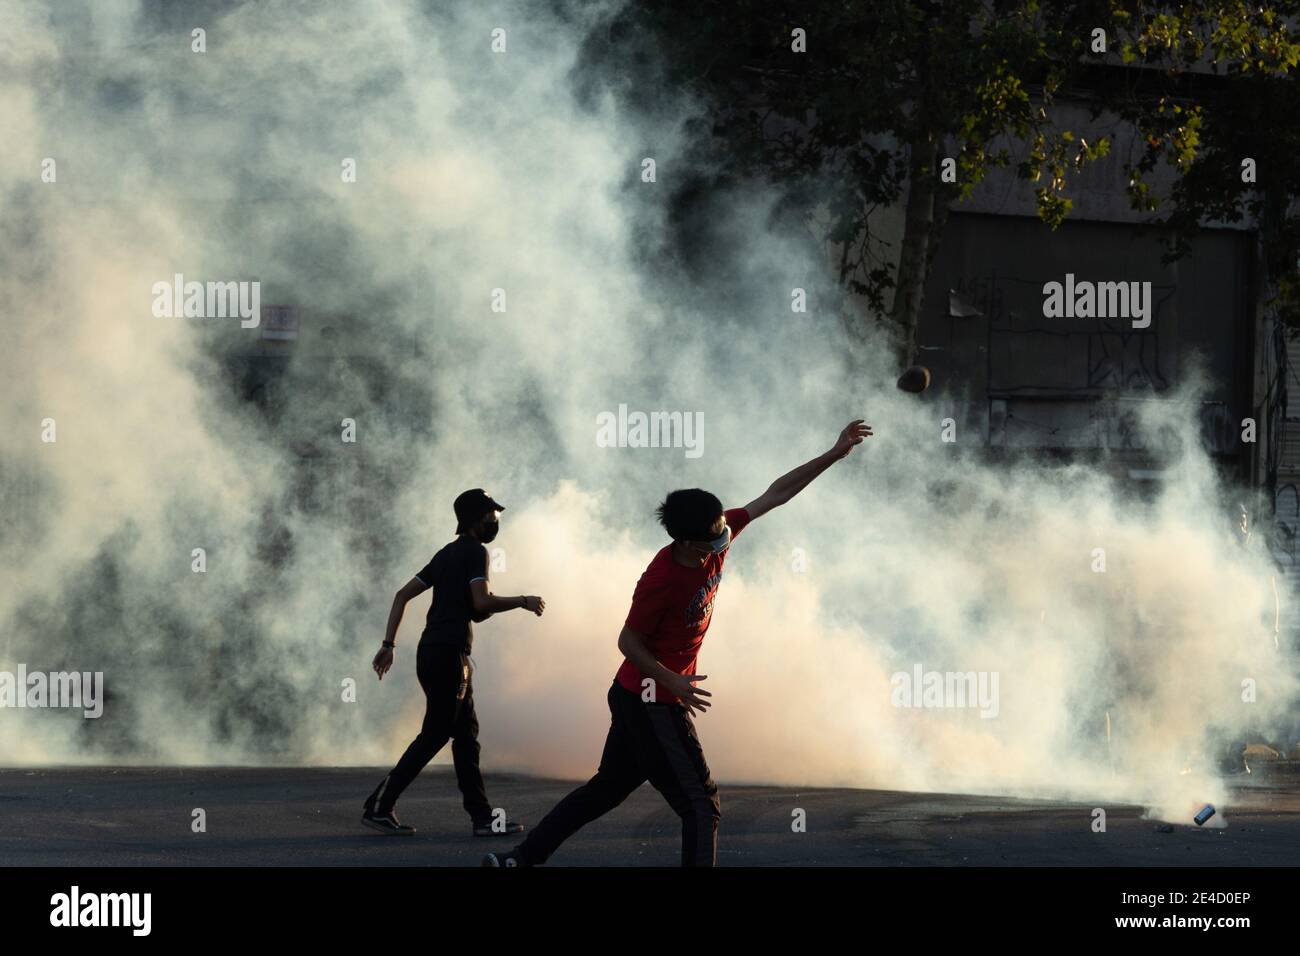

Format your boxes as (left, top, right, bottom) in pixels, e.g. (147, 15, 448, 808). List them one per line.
(615, 507, 752, 703)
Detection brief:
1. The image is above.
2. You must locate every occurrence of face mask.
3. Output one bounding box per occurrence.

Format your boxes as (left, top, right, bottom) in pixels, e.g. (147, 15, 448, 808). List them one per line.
(479, 519, 500, 543)
(686, 524, 730, 555)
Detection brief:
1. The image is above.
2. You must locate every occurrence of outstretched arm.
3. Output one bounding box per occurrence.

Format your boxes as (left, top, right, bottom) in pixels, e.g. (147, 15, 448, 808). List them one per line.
(470, 580, 545, 616)
(468, 545, 544, 617)
(743, 419, 872, 521)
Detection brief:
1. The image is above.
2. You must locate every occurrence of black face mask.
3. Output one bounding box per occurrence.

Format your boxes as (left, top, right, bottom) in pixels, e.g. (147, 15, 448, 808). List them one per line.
(478, 519, 500, 543)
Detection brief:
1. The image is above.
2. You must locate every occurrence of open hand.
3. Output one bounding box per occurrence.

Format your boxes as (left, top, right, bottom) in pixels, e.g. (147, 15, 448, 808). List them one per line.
(663, 672, 711, 716)
(831, 419, 873, 459)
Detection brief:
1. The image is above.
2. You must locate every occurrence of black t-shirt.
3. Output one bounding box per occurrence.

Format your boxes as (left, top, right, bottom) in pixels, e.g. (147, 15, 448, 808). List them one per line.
(415, 536, 490, 652)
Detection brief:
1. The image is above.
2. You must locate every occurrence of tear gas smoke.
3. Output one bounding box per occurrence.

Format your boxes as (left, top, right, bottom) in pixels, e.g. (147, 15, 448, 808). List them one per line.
(1, 0, 1293, 824)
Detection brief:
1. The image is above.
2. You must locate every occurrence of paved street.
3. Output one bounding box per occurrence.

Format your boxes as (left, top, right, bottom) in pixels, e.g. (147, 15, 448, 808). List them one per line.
(3, 766, 1298, 866)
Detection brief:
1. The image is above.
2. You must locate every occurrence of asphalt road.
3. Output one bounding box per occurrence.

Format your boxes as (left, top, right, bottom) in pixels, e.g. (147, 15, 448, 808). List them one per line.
(3, 766, 1298, 866)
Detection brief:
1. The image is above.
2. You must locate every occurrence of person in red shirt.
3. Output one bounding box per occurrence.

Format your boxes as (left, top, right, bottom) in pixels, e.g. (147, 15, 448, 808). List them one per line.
(483, 420, 872, 867)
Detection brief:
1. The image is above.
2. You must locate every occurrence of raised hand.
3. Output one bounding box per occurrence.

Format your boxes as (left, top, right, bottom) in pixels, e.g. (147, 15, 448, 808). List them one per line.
(831, 419, 873, 459)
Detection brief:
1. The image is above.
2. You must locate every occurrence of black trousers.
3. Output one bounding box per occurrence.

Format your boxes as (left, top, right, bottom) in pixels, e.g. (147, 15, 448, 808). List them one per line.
(517, 681, 721, 866)
(366, 641, 492, 822)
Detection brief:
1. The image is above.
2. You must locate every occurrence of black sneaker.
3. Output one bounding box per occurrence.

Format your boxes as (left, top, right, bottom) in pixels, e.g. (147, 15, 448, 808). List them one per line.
(362, 810, 416, 835)
(481, 849, 525, 867)
(473, 819, 525, 837)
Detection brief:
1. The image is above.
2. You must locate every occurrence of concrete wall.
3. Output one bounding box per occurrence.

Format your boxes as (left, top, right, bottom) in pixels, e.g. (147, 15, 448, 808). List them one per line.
(918, 212, 1255, 467)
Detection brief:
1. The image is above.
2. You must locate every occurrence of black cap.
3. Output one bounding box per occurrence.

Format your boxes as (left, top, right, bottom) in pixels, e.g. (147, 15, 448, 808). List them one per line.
(454, 488, 505, 534)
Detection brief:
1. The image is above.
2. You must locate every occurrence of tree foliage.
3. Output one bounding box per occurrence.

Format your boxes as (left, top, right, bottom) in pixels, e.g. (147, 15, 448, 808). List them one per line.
(576, 1, 1300, 359)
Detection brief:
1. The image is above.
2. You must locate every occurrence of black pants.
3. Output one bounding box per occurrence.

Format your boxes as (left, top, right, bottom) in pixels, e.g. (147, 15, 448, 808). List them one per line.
(517, 681, 721, 866)
(366, 641, 492, 822)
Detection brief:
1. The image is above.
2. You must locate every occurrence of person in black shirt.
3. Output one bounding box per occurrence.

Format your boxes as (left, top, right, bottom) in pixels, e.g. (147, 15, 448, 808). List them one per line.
(362, 489, 546, 836)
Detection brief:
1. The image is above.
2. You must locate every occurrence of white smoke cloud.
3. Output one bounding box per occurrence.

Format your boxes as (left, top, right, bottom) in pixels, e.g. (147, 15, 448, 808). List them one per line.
(0, 0, 1293, 826)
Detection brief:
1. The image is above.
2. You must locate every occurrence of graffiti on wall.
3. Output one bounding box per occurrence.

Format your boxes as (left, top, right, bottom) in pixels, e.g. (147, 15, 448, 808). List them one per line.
(951, 271, 1177, 395)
